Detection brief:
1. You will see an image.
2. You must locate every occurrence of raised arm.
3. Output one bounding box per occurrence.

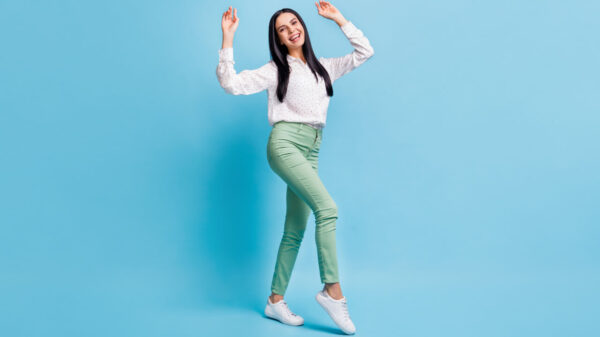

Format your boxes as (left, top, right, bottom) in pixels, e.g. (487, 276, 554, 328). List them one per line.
(315, 1, 375, 82)
(216, 48, 276, 95)
(216, 6, 276, 95)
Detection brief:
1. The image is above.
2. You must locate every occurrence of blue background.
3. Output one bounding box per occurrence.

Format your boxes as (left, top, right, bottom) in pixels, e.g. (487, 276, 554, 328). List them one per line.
(1, 0, 598, 336)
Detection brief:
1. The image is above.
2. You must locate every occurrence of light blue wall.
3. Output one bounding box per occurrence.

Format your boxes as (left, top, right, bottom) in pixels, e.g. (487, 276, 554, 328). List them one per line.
(1, 1, 598, 336)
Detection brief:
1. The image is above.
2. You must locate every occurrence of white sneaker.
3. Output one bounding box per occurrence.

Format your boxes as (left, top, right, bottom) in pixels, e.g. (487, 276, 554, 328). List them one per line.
(315, 289, 356, 334)
(264, 297, 304, 326)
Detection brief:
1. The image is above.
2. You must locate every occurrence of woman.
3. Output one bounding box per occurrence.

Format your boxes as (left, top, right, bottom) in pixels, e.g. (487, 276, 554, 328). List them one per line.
(216, 1, 374, 334)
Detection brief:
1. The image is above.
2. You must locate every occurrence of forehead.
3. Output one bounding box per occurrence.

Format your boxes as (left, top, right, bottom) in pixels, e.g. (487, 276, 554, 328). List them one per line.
(275, 12, 298, 26)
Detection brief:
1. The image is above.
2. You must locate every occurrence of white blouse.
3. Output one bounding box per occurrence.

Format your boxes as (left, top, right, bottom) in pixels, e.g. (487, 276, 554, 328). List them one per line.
(216, 21, 374, 129)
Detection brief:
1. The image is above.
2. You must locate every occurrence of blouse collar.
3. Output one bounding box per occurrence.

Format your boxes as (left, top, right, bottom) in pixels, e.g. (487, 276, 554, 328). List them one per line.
(287, 54, 307, 65)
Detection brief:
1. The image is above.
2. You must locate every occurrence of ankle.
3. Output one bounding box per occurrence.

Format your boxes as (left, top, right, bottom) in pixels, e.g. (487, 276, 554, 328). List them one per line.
(269, 293, 283, 303)
(324, 283, 344, 300)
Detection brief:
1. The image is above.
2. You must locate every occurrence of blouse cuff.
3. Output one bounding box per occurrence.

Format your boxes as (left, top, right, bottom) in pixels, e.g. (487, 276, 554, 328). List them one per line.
(340, 21, 358, 36)
(219, 47, 234, 63)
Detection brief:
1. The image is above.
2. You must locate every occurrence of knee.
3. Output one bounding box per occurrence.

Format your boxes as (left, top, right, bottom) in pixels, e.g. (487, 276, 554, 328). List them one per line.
(319, 201, 338, 219)
(314, 202, 338, 230)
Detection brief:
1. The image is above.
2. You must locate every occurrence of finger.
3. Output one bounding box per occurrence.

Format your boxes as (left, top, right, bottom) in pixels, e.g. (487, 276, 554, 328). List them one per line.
(233, 7, 237, 21)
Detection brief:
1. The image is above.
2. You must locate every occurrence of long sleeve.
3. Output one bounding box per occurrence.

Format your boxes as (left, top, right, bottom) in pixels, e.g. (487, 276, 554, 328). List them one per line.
(319, 21, 375, 82)
(216, 47, 277, 95)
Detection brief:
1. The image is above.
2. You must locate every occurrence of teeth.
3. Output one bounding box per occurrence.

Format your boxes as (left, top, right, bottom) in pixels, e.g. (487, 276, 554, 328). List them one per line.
(290, 33, 300, 41)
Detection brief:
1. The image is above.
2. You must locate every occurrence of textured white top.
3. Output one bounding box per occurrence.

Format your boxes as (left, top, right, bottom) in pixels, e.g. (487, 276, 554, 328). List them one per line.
(215, 21, 374, 129)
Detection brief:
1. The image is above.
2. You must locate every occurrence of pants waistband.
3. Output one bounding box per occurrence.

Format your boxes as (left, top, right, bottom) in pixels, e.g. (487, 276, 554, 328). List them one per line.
(273, 121, 323, 136)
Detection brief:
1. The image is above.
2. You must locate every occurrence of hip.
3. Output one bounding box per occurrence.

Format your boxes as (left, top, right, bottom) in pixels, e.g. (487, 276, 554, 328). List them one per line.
(267, 121, 323, 158)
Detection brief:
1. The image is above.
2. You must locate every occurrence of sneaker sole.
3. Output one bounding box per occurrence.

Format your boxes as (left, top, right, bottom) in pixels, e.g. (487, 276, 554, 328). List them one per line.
(264, 305, 304, 326)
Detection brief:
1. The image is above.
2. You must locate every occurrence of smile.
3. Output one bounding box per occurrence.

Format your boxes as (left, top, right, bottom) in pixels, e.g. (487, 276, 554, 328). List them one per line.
(289, 33, 301, 42)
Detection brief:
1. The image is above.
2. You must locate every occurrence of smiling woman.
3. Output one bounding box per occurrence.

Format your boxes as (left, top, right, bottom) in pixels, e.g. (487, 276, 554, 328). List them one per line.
(275, 13, 307, 61)
(215, 2, 374, 334)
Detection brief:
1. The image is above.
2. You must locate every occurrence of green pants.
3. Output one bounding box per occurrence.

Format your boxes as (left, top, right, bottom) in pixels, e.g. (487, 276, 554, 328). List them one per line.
(267, 121, 340, 296)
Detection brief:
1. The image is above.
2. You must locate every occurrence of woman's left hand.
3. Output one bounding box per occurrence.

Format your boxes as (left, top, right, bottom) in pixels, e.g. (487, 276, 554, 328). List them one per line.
(315, 1, 346, 24)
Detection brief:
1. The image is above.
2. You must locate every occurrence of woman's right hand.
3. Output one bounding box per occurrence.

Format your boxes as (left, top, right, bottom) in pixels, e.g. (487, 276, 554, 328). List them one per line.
(221, 6, 239, 37)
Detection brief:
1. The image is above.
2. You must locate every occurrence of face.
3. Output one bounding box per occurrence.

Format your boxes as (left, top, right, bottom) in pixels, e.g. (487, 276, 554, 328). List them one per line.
(275, 12, 305, 50)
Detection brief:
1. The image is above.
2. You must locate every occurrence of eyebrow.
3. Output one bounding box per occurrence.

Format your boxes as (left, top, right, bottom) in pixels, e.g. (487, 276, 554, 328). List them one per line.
(276, 18, 297, 31)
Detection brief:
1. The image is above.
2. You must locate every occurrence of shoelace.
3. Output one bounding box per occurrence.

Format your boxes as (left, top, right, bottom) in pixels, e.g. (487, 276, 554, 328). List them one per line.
(279, 301, 297, 318)
(340, 300, 350, 321)
(324, 290, 351, 321)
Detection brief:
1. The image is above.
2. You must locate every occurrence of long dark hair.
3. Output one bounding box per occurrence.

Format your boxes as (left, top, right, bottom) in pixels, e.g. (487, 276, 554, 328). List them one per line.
(268, 8, 334, 102)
